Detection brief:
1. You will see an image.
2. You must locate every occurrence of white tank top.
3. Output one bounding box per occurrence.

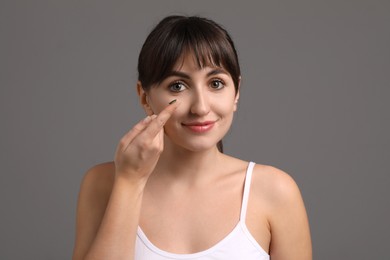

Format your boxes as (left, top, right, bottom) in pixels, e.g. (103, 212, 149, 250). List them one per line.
(135, 162, 270, 259)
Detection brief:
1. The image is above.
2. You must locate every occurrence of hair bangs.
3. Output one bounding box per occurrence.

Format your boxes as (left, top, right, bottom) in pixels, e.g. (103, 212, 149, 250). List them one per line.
(183, 25, 224, 69)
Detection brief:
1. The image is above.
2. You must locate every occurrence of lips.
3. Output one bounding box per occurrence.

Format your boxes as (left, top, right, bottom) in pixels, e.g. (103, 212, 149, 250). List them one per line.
(182, 120, 216, 133)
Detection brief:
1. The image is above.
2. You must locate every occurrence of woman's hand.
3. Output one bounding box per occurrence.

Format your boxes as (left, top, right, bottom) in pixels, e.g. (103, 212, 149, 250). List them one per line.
(74, 103, 178, 260)
(114, 101, 178, 182)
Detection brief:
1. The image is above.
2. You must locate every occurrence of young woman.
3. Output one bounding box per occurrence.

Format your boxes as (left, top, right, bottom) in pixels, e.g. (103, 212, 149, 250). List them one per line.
(73, 15, 312, 260)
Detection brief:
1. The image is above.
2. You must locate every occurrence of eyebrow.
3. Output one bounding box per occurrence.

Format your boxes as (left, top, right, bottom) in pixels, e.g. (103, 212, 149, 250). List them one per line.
(165, 68, 229, 79)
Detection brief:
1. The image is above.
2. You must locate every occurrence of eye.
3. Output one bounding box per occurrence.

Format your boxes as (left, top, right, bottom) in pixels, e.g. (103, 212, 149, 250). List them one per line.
(210, 79, 225, 90)
(169, 81, 187, 92)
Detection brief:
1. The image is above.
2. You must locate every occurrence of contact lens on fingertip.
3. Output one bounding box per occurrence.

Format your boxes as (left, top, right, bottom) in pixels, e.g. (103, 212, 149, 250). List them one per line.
(169, 99, 177, 105)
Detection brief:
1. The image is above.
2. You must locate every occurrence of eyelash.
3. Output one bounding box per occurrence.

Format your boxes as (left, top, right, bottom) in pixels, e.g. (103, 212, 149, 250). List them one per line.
(168, 78, 226, 93)
(169, 81, 186, 92)
(210, 79, 225, 90)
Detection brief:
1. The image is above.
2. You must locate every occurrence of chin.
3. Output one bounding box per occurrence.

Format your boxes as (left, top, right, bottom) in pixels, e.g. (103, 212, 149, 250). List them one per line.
(165, 135, 221, 153)
(182, 143, 218, 153)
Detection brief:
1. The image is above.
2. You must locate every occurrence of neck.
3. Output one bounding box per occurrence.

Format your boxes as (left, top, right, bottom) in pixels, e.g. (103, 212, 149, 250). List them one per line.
(151, 138, 225, 185)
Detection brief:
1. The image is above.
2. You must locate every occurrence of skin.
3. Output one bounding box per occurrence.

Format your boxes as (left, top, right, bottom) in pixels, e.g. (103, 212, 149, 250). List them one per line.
(72, 53, 312, 260)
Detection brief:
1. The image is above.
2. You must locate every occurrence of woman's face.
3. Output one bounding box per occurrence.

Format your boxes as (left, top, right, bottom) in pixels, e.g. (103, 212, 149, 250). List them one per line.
(141, 53, 239, 152)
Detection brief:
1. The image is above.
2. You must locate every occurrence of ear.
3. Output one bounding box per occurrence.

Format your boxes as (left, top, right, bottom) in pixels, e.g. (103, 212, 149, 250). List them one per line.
(137, 81, 154, 115)
(233, 77, 241, 112)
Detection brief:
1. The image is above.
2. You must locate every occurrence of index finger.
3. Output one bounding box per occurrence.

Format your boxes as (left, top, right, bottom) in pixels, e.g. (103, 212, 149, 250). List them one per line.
(143, 100, 179, 138)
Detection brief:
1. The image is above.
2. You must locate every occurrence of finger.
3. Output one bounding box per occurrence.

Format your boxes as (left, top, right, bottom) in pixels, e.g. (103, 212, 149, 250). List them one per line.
(117, 115, 154, 151)
(143, 100, 179, 138)
(157, 128, 165, 151)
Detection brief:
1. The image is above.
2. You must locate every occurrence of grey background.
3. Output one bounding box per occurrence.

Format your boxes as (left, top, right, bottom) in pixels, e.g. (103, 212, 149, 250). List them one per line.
(1, 0, 389, 259)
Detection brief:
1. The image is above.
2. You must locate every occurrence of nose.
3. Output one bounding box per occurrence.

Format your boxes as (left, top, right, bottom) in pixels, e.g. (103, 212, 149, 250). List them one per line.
(190, 89, 210, 116)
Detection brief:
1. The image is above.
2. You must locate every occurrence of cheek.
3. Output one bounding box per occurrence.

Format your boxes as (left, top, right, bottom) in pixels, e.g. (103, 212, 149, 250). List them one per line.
(148, 97, 170, 114)
(213, 96, 237, 114)
(166, 103, 188, 123)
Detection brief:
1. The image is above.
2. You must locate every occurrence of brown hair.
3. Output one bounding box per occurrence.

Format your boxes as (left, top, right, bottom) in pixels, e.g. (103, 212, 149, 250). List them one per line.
(137, 15, 241, 152)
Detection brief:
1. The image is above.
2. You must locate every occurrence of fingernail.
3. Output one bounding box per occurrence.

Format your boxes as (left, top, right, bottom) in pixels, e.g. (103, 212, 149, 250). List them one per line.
(151, 114, 157, 119)
(169, 99, 177, 105)
(143, 116, 151, 123)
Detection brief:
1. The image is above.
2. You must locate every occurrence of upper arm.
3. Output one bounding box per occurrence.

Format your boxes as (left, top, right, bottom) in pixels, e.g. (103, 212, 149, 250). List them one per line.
(265, 167, 312, 260)
(72, 162, 115, 260)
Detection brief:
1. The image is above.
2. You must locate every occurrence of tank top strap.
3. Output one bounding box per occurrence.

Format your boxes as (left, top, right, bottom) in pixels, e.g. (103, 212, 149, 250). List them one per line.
(240, 161, 255, 221)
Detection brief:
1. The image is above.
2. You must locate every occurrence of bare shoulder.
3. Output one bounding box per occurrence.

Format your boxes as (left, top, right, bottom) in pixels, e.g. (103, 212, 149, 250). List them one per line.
(251, 164, 312, 259)
(251, 164, 303, 207)
(73, 162, 115, 260)
(77, 161, 116, 220)
(80, 161, 115, 197)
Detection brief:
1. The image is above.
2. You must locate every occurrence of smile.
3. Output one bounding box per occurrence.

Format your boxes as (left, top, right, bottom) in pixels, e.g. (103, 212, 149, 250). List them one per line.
(182, 121, 216, 133)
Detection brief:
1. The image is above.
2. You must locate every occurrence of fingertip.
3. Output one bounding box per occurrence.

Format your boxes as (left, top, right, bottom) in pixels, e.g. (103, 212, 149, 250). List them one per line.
(142, 115, 152, 123)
